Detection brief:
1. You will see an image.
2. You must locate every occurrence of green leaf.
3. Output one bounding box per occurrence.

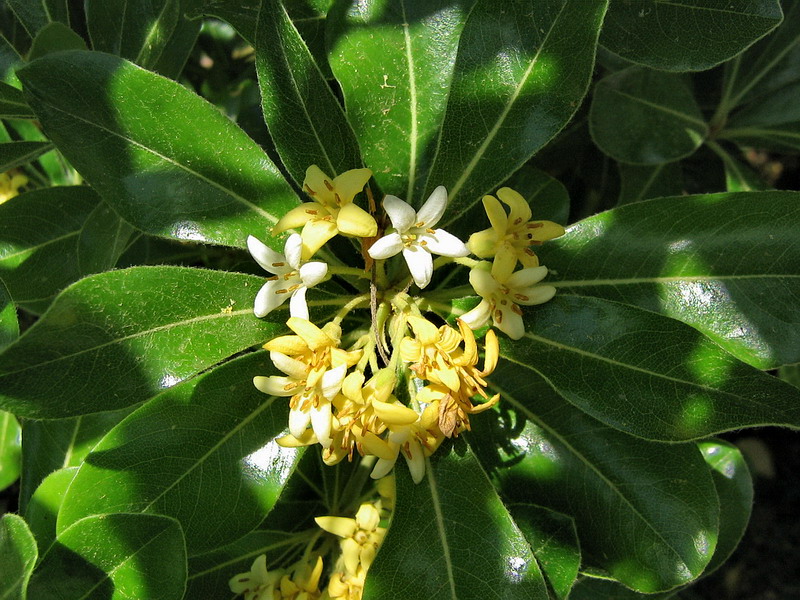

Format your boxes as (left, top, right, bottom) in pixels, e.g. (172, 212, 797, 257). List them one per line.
(18, 409, 133, 513)
(187, 0, 259, 43)
(25, 467, 78, 555)
(568, 576, 676, 599)
(6, 0, 69, 37)
(590, 67, 707, 165)
(0, 409, 21, 490)
(0, 186, 104, 314)
(471, 373, 719, 593)
(27, 513, 186, 600)
(18, 51, 297, 249)
(0, 266, 310, 418)
(508, 504, 580, 600)
(76, 201, 136, 276)
(364, 439, 549, 600)
(539, 191, 800, 369)
(0, 35, 25, 87)
(85, 0, 201, 79)
(327, 0, 473, 203)
(722, 80, 800, 151)
(0, 513, 38, 600)
(425, 0, 607, 220)
(599, 0, 783, 72)
(499, 295, 800, 441)
(0, 81, 33, 118)
(255, 0, 362, 187)
(698, 440, 753, 574)
(0, 141, 53, 171)
(27, 22, 87, 61)
(57, 351, 302, 556)
(709, 142, 768, 192)
(617, 162, 683, 205)
(501, 166, 571, 225)
(0, 278, 17, 351)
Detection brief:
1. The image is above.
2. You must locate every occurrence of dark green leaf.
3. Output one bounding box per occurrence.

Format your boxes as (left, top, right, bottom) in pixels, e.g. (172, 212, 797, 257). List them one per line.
(0, 186, 102, 314)
(6, 0, 69, 37)
(568, 576, 676, 599)
(590, 67, 707, 165)
(85, 0, 201, 79)
(27, 22, 87, 61)
(779, 363, 800, 388)
(617, 162, 683, 205)
(600, 0, 783, 72)
(499, 295, 800, 440)
(18, 408, 133, 513)
(0, 267, 318, 418)
(508, 504, 580, 600)
(501, 166, 571, 225)
(472, 372, 719, 592)
(57, 351, 301, 556)
(0, 81, 33, 118)
(0, 513, 38, 600)
(698, 440, 753, 574)
(364, 439, 549, 600)
(76, 201, 136, 276)
(426, 0, 607, 220)
(0, 35, 24, 86)
(722, 81, 800, 151)
(256, 0, 362, 187)
(18, 51, 297, 249)
(709, 142, 768, 191)
(327, 0, 473, 203)
(0, 141, 53, 171)
(187, 0, 259, 43)
(0, 409, 21, 490)
(27, 513, 186, 600)
(539, 191, 800, 368)
(0, 278, 17, 351)
(25, 467, 78, 554)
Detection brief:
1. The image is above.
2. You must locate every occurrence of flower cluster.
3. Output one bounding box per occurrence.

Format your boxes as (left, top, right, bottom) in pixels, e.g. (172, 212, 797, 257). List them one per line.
(246, 166, 565, 487)
(0, 169, 27, 205)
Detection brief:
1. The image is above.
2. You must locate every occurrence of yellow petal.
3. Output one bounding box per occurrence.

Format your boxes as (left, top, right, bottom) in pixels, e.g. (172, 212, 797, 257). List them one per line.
(336, 202, 378, 237)
(332, 168, 372, 204)
(287, 317, 334, 350)
(529, 220, 566, 242)
(482, 195, 508, 234)
(276, 430, 319, 447)
(355, 503, 380, 531)
(315, 515, 357, 538)
(482, 328, 499, 375)
(342, 371, 365, 402)
(263, 334, 307, 355)
(372, 399, 419, 426)
(497, 187, 532, 224)
(303, 165, 336, 206)
(490, 245, 517, 282)
(407, 315, 439, 345)
(361, 432, 397, 460)
(272, 202, 326, 235)
(467, 228, 498, 258)
(300, 218, 338, 260)
(341, 537, 361, 575)
(433, 364, 460, 392)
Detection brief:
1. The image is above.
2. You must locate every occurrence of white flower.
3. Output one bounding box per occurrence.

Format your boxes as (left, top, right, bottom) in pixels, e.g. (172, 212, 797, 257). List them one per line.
(247, 233, 328, 319)
(367, 186, 468, 288)
(461, 262, 556, 340)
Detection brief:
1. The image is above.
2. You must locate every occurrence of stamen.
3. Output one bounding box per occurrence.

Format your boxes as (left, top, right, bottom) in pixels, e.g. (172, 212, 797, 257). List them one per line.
(276, 289, 289, 294)
(305, 209, 318, 215)
(272, 262, 285, 267)
(511, 304, 523, 315)
(514, 294, 529, 301)
(324, 179, 334, 191)
(304, 184, 316, 196)
(287, 284, 301, 292)
(426, 228, 436, 234)
(527, 222, 544, 229)
(514, 217, 523, 225)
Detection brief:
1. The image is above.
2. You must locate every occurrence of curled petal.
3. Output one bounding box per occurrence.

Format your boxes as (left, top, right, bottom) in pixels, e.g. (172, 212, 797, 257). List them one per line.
(284, 233, 303, 269)
(310, 402, 333, 448)
(287, 317, 334, 350)
(269, 351, 307, 379)
(273, 202, 325, 235)
(370, 454, 399, 480)
(460, 300, 492, 330)
(383, 195, 416, 232)
(468, 264, 499, 298)
(417, 229, 468, 257)
(253, 375, 300, 397)
(506, 265, 548, 288)
(276, 430, 318, 448)
(288, 287, 309, 320)
(368, 232, 403, 259)
(337, 202, 378, 237)
(247, 235, 287, 274)
(496, 187, 532, 224)
(332, 167, 372, 205)
(289, 407, 312, 438)
(407, 316, 439, 345)
(321, 365, 347, 401)
(515, 284, 557, 306)
(300, 218, 338, 261)
(482, 194, 508, 234)
(372, 399, 419, 426)
(254, 279, 290, 318)
(402, 245, 433, 288)
(361, 432, 396, 460)
(404, 439, 426, 484)
(415, 185, 447, 228)
(299, 261, 328, 287)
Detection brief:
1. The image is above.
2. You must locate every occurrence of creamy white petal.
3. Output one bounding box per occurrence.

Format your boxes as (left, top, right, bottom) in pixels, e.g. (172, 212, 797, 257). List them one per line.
(515, 284, 557, 306)
(247, 235, 288, 275)
(299, 261, 328, 287)
(284, 233, 303, 270)
(310, 402, 332, 448)
(253, 375, 300, 397)
(403, 245, 433, 288)
(269, 350, 308, 379)
(497, 306, 525, 340)
(417, 229, 468, 257)
(368, 232, 403, 259)
(321, 365, 347, 401)
(415, 185, 447, 228)
(460, 300, 492, 330)
(289, 406, 312, 438)
(382, 195, 416, 232)
(254, 280, 290, 318)
(289, 286, 309, 320)
(404, 439, 426, 484)
(468, 267, 499, 298)
(506, 265, 548, 288)
(370, 455, 398, 480)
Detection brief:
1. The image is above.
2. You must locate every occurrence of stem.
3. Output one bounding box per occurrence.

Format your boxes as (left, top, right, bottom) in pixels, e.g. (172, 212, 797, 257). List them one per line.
(710, 55, 742, 132)
(338, 455, 378, 513)
(328, 265, 371, 280)
(332, 293, 369, 324)
(424, 284, 475, 301)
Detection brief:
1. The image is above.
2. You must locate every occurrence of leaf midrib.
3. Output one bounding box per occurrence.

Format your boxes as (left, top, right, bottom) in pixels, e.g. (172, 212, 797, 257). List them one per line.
(603, 86, 707, 128)
(425, 460, 458, 600)
(551, 272, 800, 288)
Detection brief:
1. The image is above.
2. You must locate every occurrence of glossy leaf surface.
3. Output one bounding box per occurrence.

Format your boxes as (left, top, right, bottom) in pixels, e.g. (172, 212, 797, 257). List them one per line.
(472, 372, 719, 592)
(426, 0, 607, 221)
(508, 504, 580, 600)
(25, 467, 78, 554)
(617, 162, 683, 205)
(364, 439, 548, 599)
(76, 201, 136, 276)
(0, 409, 21, 490)
(27, 22, 87, 61)
(539, 192, 800, 369)
(0, 186, 101, 314)
(6, 0, 69, 37)
(28, 513, 186, 600)
(500, 295, 800, 440)
(58, 351, 301, 556)
(328, 0, 472, 202)
(0, 267, 293, 418)
(0, 141, 52, 171)
(590, 68, 707, 164)
(0, 278, 17, 351)
(256, 0, 362, 187)
(0, 513, 38, 600)
(600, 0, 783, 72)
(18, 51, 297, 249)
(0, 81, 33, 118)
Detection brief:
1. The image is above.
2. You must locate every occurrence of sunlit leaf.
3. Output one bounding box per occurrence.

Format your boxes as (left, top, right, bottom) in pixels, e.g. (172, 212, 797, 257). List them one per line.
(25, 467, 78, 555)
(0, 409, 21, 490)
(0, 513, 38, 600)
(0, 278, 17, 351)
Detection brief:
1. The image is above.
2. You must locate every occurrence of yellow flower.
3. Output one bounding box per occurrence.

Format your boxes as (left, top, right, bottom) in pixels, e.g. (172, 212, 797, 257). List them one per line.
(273, 166, 377, 259)
(230, 554, 323, 600)
(325, 569, 366, 600)
(316, 503, 386, 576)
(0, 170, 27, 204)
(467, 187, 565, 281)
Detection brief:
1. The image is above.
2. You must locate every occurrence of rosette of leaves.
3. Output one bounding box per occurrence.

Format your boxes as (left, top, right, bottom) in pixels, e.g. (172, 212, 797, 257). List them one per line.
(0, 1, 798, 599)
